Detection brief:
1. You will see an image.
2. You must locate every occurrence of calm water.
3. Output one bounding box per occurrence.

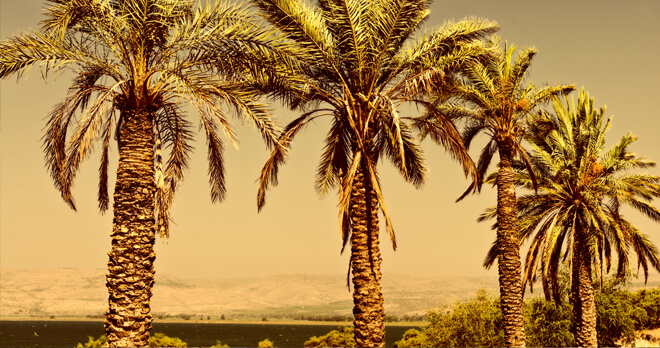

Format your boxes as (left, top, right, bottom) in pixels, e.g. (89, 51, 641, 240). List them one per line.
(0, 321, 420, 347)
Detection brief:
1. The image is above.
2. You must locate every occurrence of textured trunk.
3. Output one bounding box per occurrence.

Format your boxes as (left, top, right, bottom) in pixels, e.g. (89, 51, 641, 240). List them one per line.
(572, 227, 597, 347)
(105, 110, 156, 347)
(350, 162, 385, 347)
(495, 140, 526, 347)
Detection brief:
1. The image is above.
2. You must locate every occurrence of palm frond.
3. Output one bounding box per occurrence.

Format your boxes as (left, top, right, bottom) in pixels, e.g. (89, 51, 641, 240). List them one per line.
(258, 111, 325, 210)
(63, 83, 122, 207)
(316, 115, 352, 197)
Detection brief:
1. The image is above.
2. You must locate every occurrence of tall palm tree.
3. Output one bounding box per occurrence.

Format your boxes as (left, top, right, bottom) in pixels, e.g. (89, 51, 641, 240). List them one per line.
(484, 88, 660, 346)
(425, 39, 575, 346)
(251, 0, 497, 345)
(0, 1, 283, 346)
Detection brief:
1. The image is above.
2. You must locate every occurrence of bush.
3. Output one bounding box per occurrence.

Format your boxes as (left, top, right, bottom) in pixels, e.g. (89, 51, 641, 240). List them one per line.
(76, 335, 106, 348)
(392, 329, 429, 348)
(394, 289, 505, 347)
(524, 297, 574, 347)
(304, 326, 356, 347)
(632, 287, 660, 329)
(149, 332, 187, 347)
(77, 333, 187, 348)
(258, 338, 275, 347)
(595, 288, 645, 347)
(210, 341, 229, 348)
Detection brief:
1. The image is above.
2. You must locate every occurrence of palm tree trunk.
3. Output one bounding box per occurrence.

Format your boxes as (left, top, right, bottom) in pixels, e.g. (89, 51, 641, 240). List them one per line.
(495, 141, 526, 347)
(350, 162, 385, 347)
(105, 111, 156, 347)
(571, 228, 597, 347)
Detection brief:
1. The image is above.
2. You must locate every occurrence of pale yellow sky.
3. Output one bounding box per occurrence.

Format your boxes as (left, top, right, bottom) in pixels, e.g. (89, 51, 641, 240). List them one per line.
(1, 0, 659, 281)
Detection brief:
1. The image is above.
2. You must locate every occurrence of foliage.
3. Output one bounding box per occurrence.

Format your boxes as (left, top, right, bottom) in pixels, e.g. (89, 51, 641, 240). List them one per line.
(76, 335, 106, 348)
(393, 328, 429, 348)
(258, 338, 275, 347)
(304, 326, 356, 347)
(523, 297, 574, 347)
(77, 333, 187, 348)
(594, 280, 649, 347)
(210, 341, 230, 348)
(633, 287, 660, 329)
(393, 289, 505, 347)
(149, 332, 187, 347)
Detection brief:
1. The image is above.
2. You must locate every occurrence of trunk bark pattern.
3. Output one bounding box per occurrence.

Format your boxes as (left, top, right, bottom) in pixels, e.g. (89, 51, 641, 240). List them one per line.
(495, 140, 526, 347)
(350, 163, 385, 347)
(105, 111, 156, 347)
(572, 226, 598, 347)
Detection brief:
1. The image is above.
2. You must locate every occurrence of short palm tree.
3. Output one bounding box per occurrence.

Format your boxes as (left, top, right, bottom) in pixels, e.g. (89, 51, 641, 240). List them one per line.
(0, 1, 283, 346)
(251, 0, 497, 345)
(486, 89, 660, 346)
(427, 39, 575, 346)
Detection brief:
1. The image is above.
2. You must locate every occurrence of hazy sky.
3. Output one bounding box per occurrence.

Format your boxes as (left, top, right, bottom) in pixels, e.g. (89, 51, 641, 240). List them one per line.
(1, 0, 659, 281)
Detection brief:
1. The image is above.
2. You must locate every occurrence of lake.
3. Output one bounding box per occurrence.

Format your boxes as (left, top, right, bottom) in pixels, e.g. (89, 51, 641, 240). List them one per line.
(0, 321, 421, 347)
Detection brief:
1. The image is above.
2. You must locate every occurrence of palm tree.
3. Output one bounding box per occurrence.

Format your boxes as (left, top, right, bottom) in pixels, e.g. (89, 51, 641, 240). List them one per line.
(251, 0, 497, 345)
(426, 39, 575, 346)
(484, 88, 660, 346)
(0, 1, 283, 346)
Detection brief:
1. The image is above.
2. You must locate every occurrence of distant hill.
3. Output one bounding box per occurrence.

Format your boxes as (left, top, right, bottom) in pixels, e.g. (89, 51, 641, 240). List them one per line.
(3, 268, 657, 320)
(0, 269, 503, 319)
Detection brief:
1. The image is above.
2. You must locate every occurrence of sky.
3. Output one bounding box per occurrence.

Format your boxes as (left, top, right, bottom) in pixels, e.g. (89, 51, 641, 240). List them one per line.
(1, 0, 659, 282)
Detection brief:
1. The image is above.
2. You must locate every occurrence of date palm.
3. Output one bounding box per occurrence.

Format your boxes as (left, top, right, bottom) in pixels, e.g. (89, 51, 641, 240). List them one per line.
(251, 0, 496, 345)
(484, 89, 660, 346)
(0, 0, 283, 346)
(429, 39, 575, 346)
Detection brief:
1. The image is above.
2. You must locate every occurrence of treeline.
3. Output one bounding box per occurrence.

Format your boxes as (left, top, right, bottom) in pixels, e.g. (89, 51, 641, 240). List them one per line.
(141, 312, 428, 323)
(392, 285, 660, 347)
(300, 284, 660, 348)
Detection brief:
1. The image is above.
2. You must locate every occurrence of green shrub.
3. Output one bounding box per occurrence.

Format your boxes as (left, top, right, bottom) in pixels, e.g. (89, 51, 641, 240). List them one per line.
(595, 288, 645, 347)
(524, 297, 574, 347)
(392, 328, 430, 347)
(77, 333, 187, 348)
(393, 289, 505, 347)
(304, 326, 356, 347)
(76, 335, 106, 348)
(258, 338, 275, 347)
(632, 287, 660, 329)
(149, 332, 187, 347)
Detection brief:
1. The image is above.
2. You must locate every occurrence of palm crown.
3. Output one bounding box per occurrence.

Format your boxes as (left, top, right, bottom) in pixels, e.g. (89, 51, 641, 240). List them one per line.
(0, 0, 283, 238)
(254, 0, 497, 248)
(449, 39, 576, 197)
(513, 89, 660, 301)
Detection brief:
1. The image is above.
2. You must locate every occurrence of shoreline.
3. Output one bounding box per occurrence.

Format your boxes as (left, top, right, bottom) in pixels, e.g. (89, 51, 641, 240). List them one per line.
(0, 316, 425, 327)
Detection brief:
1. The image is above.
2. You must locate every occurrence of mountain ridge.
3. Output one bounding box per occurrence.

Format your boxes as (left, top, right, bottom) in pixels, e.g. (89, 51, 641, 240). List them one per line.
(0, 268, 502, 319)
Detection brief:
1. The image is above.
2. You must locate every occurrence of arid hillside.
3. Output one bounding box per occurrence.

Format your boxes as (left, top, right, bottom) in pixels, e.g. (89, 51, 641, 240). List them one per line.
(0, 269, 507, 319)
